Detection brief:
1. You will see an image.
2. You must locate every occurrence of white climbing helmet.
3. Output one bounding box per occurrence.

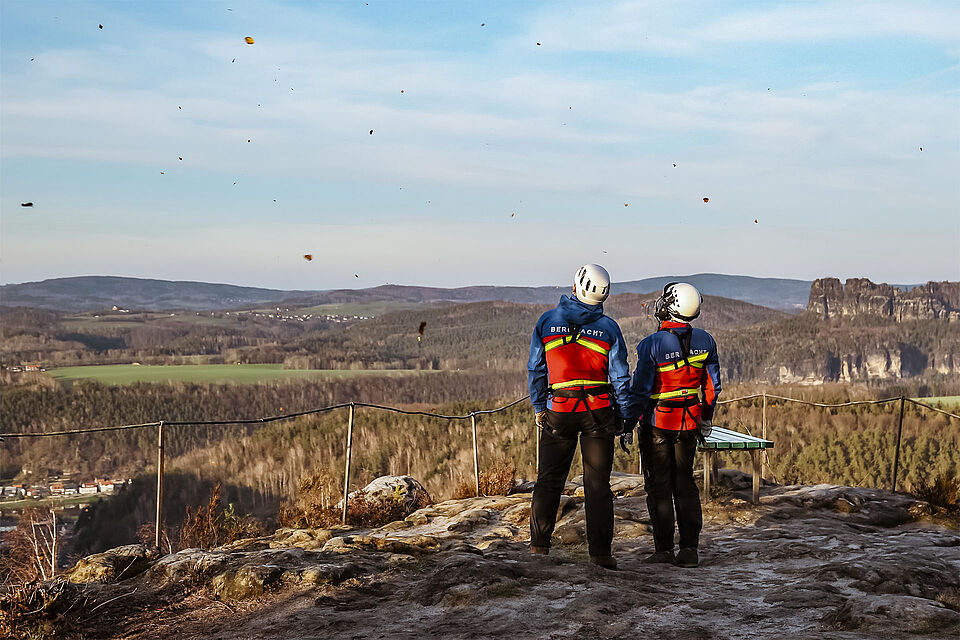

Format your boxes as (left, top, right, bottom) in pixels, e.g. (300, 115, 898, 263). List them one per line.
(573, 264, 611, 305)
(655, 282, 702, 322)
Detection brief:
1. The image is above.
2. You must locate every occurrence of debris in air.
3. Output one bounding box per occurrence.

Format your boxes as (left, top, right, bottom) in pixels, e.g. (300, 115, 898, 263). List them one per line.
(160, 171, 165, 175)
(754, 219, 758, 223)
(245, 36, 255, 44)
(417, 321, 427, 342)
(355, 274, 359, 278)
(702, 197, 709, 203)
(247, 139, 251, 142)
(369, 129, 374, 135)
(624, 203, 629, 207)
(232, 58, 236, 63)
(303, 254, 313, 261)
(481, 23, 485, 27)
(99, 24, 103, 29)
(536, 42, 541, 46)
(178, 106, 182, 109)
(400, 89, 404, 94)
(919, 147, 923, 151)
(673, 163, 677, 167)
(178, 157, 182, 161)
(511, 212, 515, 217)
(21, 202, 33, 207)
(30, 58, 35, 61)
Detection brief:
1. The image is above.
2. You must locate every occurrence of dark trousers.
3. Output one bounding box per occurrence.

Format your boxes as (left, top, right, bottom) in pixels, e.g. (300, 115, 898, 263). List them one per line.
(641, 425, 702, 551)
(530, 408, 616, 557)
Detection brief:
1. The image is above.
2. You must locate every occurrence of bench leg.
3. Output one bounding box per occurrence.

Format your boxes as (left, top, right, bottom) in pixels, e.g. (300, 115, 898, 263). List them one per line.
(750, 449, 760, 504)
(703, 450, 712, 503)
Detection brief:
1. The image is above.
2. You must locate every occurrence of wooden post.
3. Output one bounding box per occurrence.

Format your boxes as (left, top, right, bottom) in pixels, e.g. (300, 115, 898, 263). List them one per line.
(750, 449, 761, 504)
(341, 403, 355, 525)
(155, 421, 165, 550)
(535, 422, 540, 475)
(471, 414, 481, 497)
(761, 391, 767, 481)
(703, 449, 712, 502)
(636, 439, 642, 477)
(891, 396, 905, 492)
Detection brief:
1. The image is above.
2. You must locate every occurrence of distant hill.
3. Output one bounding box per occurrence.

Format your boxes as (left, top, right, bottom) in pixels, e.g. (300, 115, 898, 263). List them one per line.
(0, 276, 307, 312)
(0, 273, 813, 312)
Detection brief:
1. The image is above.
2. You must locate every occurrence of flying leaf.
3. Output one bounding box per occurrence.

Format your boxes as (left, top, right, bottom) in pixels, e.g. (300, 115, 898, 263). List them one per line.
(702, 197, 709, 203)
(303, 254, 313, 261)
(244, 36, 255, 44)
(754, 219, 758, 223)
(20, 202, 33, 207)
(160, 171, 164, 174)
(673, 163, 677, 167)
(232, 58, 236, 63)
(98, 24, 103, 29)
(919, 147, 923, 151)
(536, 42, 541, 46)
(418, 321, 426, 336)
(178, 157, 182, 161)
(369, 129, 374, 135)
(624, 203, 629, 207)
(481, 23, 485, 27)
(355, 274, 359, 278)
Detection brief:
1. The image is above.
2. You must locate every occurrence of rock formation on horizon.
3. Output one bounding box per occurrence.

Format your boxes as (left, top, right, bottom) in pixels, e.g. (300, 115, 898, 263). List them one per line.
(807, 278, 960, 322)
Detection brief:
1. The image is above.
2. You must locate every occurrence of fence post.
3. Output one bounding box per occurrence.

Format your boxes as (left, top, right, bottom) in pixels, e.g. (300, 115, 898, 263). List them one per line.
(892, 396, 905, 492)
(471, 413, 481, 497)
(535, 423, 540, 473)
(341, 403, 355, 525)
(761, 391, 767, 481)
(155, 420, 165, 550)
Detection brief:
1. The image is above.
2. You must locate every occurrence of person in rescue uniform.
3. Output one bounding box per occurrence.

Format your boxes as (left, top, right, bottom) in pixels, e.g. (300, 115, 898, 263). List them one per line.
(623, 282, 721, 568)
(527, 264, 632, 570)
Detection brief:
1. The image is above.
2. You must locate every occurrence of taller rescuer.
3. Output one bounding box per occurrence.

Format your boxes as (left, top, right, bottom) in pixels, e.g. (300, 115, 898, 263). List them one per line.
(624, 282, 721, 568)
(527, 264, 632, 569)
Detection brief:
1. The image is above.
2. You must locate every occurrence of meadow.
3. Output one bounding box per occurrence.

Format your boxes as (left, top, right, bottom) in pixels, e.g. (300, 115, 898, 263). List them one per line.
(47, 364, 423, 386)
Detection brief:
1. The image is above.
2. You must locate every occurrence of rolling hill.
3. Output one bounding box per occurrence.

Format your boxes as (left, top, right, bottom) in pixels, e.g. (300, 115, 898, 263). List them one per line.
(0, 273, 813, 312)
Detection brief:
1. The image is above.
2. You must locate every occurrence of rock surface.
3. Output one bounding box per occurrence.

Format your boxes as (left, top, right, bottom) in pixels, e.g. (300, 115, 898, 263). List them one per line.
(808, 277, 960, 323)
(55, 474, 960, 639)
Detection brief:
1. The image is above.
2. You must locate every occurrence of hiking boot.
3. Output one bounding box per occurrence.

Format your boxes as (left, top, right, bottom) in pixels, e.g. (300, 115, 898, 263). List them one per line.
(589, 555, 617, 570)
(530, 545, 549, 555)
(642, 550, 675, 564)
(675, 547, 699, 568)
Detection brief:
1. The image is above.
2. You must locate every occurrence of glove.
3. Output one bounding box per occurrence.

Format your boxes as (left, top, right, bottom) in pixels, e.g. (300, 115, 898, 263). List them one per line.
(535, 411, 547, 428)
(619, 431, 633, 452)
(698, 419, 713, 440)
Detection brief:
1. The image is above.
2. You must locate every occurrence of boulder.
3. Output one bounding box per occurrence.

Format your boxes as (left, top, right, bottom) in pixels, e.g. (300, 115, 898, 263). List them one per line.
(340, 475, 431, 510)
(65, 544, 155, 584)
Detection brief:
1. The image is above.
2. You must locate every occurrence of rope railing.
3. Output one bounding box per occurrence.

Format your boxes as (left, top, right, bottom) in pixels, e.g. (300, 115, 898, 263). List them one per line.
(2, 390, 957, 548)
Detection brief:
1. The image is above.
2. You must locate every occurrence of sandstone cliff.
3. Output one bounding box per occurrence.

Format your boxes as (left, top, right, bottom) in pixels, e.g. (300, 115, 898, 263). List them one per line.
(808, 278, 960, 322)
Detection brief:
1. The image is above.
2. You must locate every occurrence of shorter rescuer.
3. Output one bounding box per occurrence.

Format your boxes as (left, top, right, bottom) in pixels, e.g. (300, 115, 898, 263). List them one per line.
(623, 282, 721, 568)
(527, 264, 632, 569)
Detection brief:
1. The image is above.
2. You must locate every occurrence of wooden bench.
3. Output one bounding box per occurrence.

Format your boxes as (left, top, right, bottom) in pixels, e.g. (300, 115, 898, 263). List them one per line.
(700, 426, 774, 504)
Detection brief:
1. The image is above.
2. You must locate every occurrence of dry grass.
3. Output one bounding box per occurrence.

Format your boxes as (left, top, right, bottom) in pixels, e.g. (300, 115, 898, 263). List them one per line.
(278, 470, 431, 529)
(912, 473, 960, 512)
(454, 459, 516, 499)
(174, 484, 264, 551)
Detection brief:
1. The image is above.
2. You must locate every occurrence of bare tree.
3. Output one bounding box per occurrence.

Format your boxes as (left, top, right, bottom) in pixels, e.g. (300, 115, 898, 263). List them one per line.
(1, 508, 65, 584)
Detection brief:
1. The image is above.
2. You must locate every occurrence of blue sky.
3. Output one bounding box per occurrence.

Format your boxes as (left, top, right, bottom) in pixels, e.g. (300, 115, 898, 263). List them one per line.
(2, 0, 958, 289)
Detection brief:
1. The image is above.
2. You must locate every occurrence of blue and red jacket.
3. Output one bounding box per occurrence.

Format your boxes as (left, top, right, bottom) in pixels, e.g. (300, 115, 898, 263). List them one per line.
(624, 321, 721, 430)
(528, 295, 631, 414)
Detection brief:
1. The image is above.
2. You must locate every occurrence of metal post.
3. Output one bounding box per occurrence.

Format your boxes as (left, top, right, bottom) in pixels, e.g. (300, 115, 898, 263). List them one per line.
(761, 391, 767, 482)
(750, 449, 761, 504)
(155, 421, 165, 550)
(471, 414, 480, 497)
(341, 403, 355, 525)
(892, 396, 905, 492)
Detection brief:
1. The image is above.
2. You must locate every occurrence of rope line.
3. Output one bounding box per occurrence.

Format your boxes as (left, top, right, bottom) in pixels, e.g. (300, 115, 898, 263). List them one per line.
(1, 392, 957, 440)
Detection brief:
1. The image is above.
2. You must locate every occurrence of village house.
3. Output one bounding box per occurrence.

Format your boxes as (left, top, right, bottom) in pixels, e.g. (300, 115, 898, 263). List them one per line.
(79, 482, 100, 495)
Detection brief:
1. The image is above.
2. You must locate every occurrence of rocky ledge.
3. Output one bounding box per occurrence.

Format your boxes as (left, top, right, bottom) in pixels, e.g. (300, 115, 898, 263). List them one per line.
(37, 472, 960, 639)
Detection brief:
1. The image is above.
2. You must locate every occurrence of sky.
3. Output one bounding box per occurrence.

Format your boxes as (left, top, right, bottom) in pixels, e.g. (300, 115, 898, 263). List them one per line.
(1, 0, 958, 290)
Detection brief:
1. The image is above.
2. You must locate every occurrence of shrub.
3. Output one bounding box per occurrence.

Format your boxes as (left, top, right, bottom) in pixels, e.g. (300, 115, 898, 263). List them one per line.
(454, 459, 516, 498)
(174, 483, 264, 551)
(278, 470, 431, 529)
(912, 473, 960, 512)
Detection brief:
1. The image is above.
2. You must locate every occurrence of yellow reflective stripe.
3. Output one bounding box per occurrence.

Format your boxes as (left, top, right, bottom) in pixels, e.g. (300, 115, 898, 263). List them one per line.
(543, 336, 610, 356)
(656, 352, 709, 373)
(575, 338, 609, 356)
(544, 338, 566, 352)
(551, 379, 608, 389)
(650, 388, 700, 400)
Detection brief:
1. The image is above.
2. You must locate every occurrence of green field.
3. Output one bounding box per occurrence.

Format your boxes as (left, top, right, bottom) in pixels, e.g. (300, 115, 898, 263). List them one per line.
(0, 493, 103, 511)
(914, 396, 960, 408)
(48, 364, 423, 385)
